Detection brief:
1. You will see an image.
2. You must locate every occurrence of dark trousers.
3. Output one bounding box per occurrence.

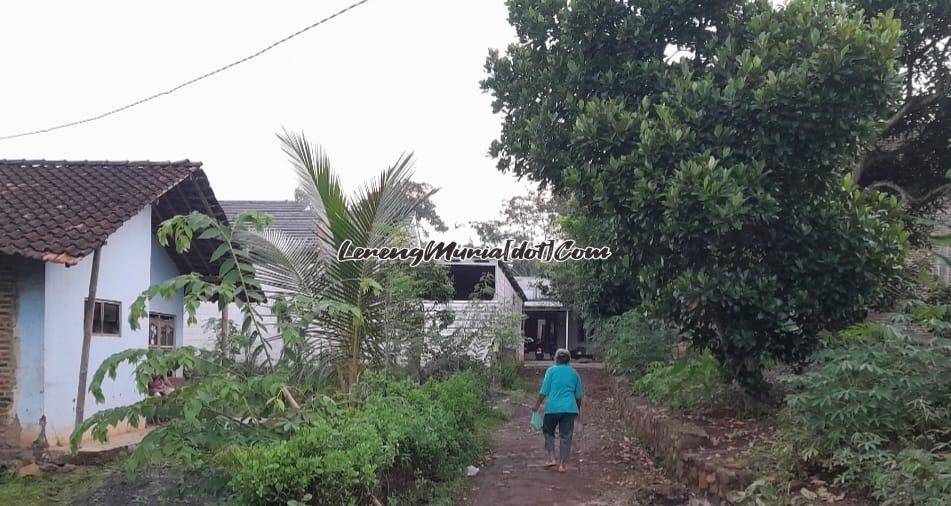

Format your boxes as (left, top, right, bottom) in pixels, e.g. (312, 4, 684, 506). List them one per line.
(542, 412, 577, 462)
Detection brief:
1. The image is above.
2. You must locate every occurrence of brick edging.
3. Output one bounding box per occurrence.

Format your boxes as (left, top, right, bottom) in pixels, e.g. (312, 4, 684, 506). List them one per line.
(609, 378, 753, 504)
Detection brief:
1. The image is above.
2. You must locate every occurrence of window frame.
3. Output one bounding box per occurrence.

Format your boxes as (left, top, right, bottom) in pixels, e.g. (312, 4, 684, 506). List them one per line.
(148, 312, 177, 350)
(85, 298, 122, 337)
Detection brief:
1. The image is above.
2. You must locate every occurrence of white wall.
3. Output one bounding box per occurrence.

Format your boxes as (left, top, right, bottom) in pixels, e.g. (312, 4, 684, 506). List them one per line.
(494, 264, 523, 312)
(14, 258, 45, 445)
(183, 301, 224, 350)
(186, 262, 527, 363)
(41, 207, 183, 445)
(149, 236, 185, 346)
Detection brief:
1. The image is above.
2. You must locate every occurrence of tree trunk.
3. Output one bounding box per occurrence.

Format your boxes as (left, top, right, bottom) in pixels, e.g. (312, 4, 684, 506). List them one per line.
(219, 304, 229, 355)
(75, 247, 102, 434)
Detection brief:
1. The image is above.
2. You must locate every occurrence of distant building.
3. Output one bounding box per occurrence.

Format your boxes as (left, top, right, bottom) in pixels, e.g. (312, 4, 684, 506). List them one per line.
(515, 276, 586, 361)
(183, 200, 315, 352)
(436, 259, 526, 362)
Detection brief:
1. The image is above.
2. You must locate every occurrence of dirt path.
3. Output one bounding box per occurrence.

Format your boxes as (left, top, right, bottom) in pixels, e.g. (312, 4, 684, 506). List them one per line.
(464, 367, 691, 506)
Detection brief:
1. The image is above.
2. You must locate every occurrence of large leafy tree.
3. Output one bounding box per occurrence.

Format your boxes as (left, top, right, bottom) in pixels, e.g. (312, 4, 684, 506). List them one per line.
(468, 189, 566, 275)
(468, 189, 565, 246)
(483, 0, 908, 390)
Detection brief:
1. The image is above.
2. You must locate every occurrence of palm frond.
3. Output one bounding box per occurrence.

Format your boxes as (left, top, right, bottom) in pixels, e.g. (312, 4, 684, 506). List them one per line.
(248, 131, 440, 388)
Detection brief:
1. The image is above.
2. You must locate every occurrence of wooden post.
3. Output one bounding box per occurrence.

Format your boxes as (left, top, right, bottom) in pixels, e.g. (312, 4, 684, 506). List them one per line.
(219, 304, 229, 352)
(75, 247, 102, 431)
(564, 310, 569, 350)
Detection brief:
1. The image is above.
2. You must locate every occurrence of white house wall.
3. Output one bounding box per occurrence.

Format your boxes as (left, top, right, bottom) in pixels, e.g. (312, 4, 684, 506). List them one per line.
(494, 264, 522, 310)
(184, 300, 285, 362)
(149, 236, 184, 346)
(13, 258, 45, 446)
(183, 301, 226, 350)
(41, 207, 184, 446)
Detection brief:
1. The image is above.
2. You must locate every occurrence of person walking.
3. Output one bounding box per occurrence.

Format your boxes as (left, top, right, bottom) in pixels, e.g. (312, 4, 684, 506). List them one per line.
(531, 348, 583, 472)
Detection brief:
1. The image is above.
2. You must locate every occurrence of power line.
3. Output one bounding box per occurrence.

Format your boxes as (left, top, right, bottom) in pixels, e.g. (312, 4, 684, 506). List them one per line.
(0, 0, 373, 141)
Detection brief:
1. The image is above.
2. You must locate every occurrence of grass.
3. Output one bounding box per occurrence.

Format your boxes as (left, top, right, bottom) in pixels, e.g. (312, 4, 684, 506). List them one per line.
(498, 373, 537, 405)
(0, 464, 115, 505)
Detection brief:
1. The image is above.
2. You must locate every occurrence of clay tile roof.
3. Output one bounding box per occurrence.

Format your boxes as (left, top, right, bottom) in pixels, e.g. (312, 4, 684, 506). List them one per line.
(0, 159, 225, 267)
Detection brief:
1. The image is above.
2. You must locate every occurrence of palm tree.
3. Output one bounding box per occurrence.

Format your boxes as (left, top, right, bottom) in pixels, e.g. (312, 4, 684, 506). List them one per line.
(242, 130, 433, 391)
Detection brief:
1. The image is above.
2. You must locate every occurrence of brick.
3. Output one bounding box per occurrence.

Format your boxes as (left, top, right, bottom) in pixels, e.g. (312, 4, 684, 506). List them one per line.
(0, 256, 16, 447)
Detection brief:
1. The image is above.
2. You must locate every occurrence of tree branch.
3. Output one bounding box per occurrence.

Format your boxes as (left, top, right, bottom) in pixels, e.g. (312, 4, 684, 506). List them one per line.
(852, 74, 950, 184)
(864, 180, 951, 206)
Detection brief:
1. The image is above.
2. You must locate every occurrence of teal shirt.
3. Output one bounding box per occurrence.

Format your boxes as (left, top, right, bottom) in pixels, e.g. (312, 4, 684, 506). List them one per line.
(539, 364, 583, 414)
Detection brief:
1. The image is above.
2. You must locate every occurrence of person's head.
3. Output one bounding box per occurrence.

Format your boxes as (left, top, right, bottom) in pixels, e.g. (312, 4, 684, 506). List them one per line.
(555, 348, 571, 365)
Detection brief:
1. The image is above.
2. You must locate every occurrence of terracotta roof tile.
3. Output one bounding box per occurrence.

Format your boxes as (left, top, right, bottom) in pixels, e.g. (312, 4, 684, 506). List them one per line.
(0, 159, 221, 265)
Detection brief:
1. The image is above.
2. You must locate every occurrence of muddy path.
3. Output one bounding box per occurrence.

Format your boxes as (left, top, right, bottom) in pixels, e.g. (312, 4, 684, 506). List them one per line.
(464, 367, 691, 506)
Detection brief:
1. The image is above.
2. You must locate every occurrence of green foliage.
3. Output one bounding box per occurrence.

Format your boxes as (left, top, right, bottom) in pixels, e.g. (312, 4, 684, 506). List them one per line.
(778, 322, 951, 504)
(229, 373, 488, 505)
(231, 418, 389, 505)
(595, 310, 681, 380)
(70, 346, 339, 476)
(496, 355, 519, 389)
(267, 131, 437, 391)
(484, 0, 909, 392)
(378, 254, 456, 379)
(543, 211, 641, 320)
(634, 350, 727, 409)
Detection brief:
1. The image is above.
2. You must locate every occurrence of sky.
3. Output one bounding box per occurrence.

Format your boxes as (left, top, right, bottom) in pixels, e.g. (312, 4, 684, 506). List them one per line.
(0, 0, 529, 242)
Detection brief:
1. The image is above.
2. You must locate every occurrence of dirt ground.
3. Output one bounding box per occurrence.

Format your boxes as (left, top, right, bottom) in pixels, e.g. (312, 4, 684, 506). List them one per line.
(69, 467, 223, 505)
(463, 367, 691, 506)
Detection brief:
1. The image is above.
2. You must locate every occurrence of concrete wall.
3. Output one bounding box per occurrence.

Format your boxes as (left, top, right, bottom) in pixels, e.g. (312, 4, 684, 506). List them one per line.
(39, 206, 183, 446)
(183, 301, 224, 350)
(494, 264, 523, 311)
(14, 258, 45, 446)
(149, 236, 185, 347)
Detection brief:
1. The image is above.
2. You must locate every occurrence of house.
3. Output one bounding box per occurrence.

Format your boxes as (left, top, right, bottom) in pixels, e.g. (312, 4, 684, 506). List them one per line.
(515, 276, 587, 361)
(439, 259, 526, 361)
(177, 201, 532, 365)
(0, 160, 226, 448)
(183, 200, 314, 351)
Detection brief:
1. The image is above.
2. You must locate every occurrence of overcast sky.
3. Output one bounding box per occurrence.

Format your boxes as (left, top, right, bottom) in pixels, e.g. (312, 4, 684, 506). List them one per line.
(0, 0, 528, 242)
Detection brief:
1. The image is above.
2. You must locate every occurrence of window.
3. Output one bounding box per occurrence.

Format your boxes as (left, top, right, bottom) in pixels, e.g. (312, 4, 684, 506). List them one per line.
(448, 264, 495, 300)
(86, 299, 121, 336)
(149, 313, 176, 350)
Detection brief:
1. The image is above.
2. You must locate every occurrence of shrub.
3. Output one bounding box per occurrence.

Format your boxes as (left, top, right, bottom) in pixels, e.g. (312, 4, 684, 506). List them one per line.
(421, 372, 485, 432)
(782, 331, 950, 457)
(359, 396, 459, 480)
(633, 350, 726, 409)
(778, 323, 951, 504)
(596, 311, 681, 381)
(231, 418, 390, 505)
(230, 373, 489, 504)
